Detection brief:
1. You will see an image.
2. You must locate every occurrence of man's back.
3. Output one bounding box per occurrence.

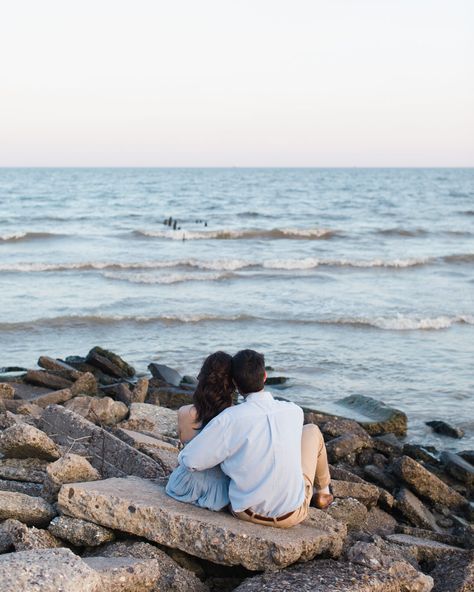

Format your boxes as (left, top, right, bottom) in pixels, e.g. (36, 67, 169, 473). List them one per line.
(179, 390, 306, 517)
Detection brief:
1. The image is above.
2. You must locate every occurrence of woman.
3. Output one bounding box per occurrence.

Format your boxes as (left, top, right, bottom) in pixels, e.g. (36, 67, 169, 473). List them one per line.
(165, 351, 235, 511)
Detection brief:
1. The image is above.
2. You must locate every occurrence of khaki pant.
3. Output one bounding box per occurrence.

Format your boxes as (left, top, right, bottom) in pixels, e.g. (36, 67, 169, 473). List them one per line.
(233, 424, 331, 528)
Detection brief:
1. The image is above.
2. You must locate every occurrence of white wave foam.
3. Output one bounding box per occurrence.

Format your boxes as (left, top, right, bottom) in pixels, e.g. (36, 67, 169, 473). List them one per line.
(0, 232, 62, 243)
(328, 314, 474, 330)
(134, 227, 337, 240)
(103, 270, 232, 284)
(262, 257, 429, 270)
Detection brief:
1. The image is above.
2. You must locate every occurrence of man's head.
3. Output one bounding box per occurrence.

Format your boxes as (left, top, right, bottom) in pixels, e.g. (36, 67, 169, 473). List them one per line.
(232, 349, 266, 395)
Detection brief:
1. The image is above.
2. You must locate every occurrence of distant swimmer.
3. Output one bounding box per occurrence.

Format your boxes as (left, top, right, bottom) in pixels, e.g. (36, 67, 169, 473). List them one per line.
(173, 220, 177, 230)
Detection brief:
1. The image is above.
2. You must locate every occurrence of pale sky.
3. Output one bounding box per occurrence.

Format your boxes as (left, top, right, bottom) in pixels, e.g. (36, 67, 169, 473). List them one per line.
(1, 0, 473, 166)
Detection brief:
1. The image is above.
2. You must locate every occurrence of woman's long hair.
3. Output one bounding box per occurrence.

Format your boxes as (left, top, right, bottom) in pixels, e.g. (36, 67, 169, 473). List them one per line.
(193, 351, 235, 428)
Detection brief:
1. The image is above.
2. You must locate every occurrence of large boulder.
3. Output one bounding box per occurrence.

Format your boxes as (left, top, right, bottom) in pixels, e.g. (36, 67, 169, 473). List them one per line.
(118, 403, 178, 439)
(393, 456, 467, 509)
(0, 548, 102, 592)
(0, 423, 61, 461)
(39, 405, 165, 480)
(86, 347, 135, 379)
(57, 476, 346, 571)
(0, 490, 56, 526)
(305, 394, 407, 436)
(65, 396, 128, 426)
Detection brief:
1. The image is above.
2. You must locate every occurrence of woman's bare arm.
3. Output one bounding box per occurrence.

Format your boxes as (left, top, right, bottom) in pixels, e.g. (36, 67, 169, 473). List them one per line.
(177, 404, 201, 444)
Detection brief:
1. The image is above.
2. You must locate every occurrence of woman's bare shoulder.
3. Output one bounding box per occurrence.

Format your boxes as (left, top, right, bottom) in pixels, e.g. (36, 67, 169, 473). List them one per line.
(178, 404, 198, 420)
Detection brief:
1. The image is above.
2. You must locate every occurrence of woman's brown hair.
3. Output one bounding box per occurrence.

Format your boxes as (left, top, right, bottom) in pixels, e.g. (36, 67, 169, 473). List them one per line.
(193, 351, 235, 428)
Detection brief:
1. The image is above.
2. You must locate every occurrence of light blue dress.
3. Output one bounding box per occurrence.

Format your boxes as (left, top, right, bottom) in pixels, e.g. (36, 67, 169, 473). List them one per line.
(165, 436, 230, 511)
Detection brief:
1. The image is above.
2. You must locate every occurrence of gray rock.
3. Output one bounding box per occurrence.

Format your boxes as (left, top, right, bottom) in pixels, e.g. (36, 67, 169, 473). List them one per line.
(0, 383, 15, 399)
(148, 363, 182, 386)
(396, 487, 440, 531)
(234, 557, 432, 591)
(111, 383, 133, 406)
(403, 444, 441, 466)
(23, 387, 75, 408)
(0, 490, 56, 526)
(180, 375, 198, 386)
(71, 372, 98, 396)
(65, 396, 128, 426)
(441, 451, 474, 486)
(393, 456, 467, 509)
(0, 457, 49, 483)
(146, 384, 194, 409)
(331, 479, 380, 507)
(386, 533, 468, 563)
(84, 540, 208, 592)
(363, 464, 397, 490)
(0, 519, 62, 551)
(346, 540, 433, 592)
(42, 453, 101, 501)
(459, 450, 474, 465)
(361, 507, 398, 536)
(326, 433, 371, 463)
(265, 376, 288, 385)
(118, 403, 178, 439)
(40, 405, 165, 480)
(321, 417, 370, 438)
(57, 476, 345, 571)
(49, 515, 115, 547)
(426, 420, 465, 439)
(0, 478, 43, 496)
(326, 497, 368, 531)
(25, 369, 73, 390)
(86, 346, 135, 379)
(0, 548, 102, 592)
(38, 356, 82, 381)
(429, 551, 474, 592)
(0, 423, 61, 461)
(305, 394, 407, 436)
(329, 465, 367, 483)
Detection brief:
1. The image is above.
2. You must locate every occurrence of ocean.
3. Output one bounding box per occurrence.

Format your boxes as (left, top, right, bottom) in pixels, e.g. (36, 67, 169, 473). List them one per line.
(1, 168, 473, 450)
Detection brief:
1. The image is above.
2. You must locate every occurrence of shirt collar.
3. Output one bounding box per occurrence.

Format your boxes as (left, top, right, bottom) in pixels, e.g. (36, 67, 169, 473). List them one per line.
(244, 389, 273, 403)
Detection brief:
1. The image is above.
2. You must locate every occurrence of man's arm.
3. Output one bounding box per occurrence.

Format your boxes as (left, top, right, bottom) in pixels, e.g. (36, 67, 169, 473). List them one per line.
(178, 414, 230, 471)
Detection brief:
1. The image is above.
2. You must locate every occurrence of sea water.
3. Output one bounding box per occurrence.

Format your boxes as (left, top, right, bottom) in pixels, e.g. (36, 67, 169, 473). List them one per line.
(1, 168, 473, 450)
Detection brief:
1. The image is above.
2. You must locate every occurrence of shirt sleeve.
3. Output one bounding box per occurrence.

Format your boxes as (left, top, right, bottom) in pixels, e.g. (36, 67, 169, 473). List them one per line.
(178, 414, 230, 471)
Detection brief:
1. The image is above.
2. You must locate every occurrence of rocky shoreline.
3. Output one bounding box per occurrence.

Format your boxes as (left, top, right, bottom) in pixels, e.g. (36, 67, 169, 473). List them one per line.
(0, 347, 472, 592)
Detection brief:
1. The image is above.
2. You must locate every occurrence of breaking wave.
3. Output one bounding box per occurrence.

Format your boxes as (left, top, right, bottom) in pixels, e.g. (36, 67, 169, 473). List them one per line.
(320, 315, 474, 331)
(102, 270, 234, 284)
(132, 227, 338, 240)
(0, 232, 63, 243)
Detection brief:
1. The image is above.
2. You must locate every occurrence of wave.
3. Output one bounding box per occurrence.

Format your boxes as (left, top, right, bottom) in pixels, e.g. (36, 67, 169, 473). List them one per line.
(2, 313, 472, 333)
(376, 228, 428, 237)
(1, 253, 473, 274)
(0, 313, 258, 331)
(132, 227, 338, 240)
(102, 270, 234, 284)
(0, 232, 63, 243)
(321, 315, 474, 331)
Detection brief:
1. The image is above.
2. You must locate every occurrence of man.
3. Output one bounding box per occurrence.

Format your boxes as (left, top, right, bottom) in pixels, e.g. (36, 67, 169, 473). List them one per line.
(178, 349, 332, 527)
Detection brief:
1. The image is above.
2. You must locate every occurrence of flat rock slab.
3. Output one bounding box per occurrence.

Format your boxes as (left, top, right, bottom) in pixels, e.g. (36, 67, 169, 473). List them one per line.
(0, 548, 102, 592)
(305, 394, 407, 436)
(40, 405, 164, 480)
(0, 423, 61, 460)
(233, 558, 426, 592)
(58, 476, 345, 571)
(0, 457, 49, 483)
(386, 534, 468, 563)
(119, 403, 178, 439)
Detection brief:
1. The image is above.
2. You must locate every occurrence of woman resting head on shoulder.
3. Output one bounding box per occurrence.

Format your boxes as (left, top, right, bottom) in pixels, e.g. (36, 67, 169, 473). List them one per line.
(178, 350, 235, 445)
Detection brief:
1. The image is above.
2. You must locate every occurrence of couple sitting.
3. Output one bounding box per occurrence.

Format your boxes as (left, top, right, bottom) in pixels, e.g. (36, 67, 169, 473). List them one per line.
(166, 349, 333, 528)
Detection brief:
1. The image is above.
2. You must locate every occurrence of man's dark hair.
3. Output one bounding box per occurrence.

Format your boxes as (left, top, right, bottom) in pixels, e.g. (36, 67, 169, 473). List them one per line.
(232, 349, 265, 395)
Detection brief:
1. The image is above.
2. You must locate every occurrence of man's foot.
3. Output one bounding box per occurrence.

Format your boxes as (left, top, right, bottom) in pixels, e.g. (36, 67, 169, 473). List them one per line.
(310, 492, 334, 509)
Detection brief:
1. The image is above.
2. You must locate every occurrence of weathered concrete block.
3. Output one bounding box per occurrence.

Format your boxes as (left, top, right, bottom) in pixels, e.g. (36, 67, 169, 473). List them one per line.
(393, 456, 467, 509)
(49, 515, 115, 547)
(0, 457, 49, 483)
(58, 476, 346, 571)
(118, 403, 178, 439)
(38, 356, 83, 380)
(24, 387, 74, 408)
(39, 405, 165, 480)
(429, 551, 474, 592)
(84, 540, 208, 592)
(0, 383, 15, 399)
(148, 363, 182, 386)
(86, 346, 135, 379)
(71, 372, 98, 396)
(326, 433, 371, 463)
(0, 490, 56, 526)
(25, 369, 73, 390)
(326, 497, 368, 531)
(0, 478, 43, 496)
(0, 548, 102, 592)
(386, 533, 468, 563)
(0, 519, 62, 551)
(0, 423, 61, 461)
(331, 479, 380, 507)
(65, 396, 128, 426)
(441, 451, 474, 486)
(395, 487, 440, 531)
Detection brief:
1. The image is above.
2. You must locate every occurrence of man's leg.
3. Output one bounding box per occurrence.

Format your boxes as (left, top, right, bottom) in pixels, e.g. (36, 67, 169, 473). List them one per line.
(301, 423, 331, 491)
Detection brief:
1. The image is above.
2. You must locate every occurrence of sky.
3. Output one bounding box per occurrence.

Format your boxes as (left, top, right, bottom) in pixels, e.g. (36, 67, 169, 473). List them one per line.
(0, 0, 473, 167)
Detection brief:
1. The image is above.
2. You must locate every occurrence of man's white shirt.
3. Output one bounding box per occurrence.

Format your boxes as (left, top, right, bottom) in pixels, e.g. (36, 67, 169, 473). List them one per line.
(178, 390, 306, 517)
